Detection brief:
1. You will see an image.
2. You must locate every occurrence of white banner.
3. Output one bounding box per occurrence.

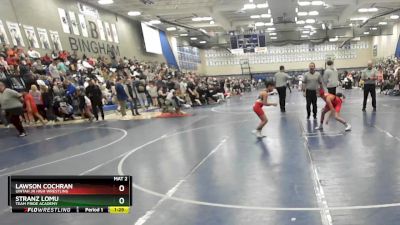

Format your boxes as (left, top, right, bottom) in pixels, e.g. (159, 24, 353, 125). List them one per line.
(255, 47, 267, 53)
(104, 22, 113, 42)
(23, 25, 40, 48)
(58, 8, 71, 34)
(111, 24, 119, 43)
(230, 48, 244, 54)
(37, 28, 51, 50)
(49, 30, 62, 51)
(6, 21, 25, 47)
(78, 14, 88, 37)
(68, 11, 80, 36)
(77, 2, 99, 19)
(0, 20, 10, 45)
(97, 19, 106, 41)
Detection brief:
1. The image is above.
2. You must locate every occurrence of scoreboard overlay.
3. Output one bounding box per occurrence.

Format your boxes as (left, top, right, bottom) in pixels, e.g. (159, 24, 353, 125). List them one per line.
(8, 176, 132, 213)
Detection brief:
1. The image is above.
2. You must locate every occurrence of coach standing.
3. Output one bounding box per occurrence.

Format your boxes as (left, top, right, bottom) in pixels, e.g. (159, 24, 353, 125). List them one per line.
(362, 61, 377, 112)
(323, 60, 339, 95)
(274, 65, 291, 112)
(303, 62, 323, 120)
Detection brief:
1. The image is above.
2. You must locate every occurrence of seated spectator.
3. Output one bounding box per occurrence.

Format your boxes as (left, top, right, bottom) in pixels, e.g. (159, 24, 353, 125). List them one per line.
(27, 47, 41, 60)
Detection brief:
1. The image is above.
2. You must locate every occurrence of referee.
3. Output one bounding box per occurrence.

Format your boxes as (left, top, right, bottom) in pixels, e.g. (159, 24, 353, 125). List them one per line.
(303, 62, 323, 120)
(274, 65, 291, 112)
(323, 60, 339, 95)
(362, 61, 377, 112)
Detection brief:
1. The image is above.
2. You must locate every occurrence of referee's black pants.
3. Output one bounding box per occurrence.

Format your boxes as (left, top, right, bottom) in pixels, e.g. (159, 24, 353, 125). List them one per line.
(276, 86, 287, 112)
(306, 89, 317, 119)
(363, 84, 376, 110)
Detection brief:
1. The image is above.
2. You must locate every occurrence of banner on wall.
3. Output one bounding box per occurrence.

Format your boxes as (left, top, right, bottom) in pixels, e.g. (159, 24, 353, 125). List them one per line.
(6, 21, 25, 47)
(111, 24, 119, 43)
(23, 25, 40, 48)
(37, 28, 51, 50)
(77, 3, 99, 19)
(78, 14, 88, 37)
(58, 8, 71, 34)
(68, 11, 80, 36)
(49, 30, 62, 51)
(0, 20, 10, 45)
(96, 20, 106, 41)
(104, 22, 113, 42)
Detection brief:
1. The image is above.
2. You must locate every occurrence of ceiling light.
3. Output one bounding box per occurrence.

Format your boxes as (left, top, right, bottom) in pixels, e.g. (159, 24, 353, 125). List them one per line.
(98, 0, 113, 5)
(350, 17, 368, 21)
(269, 32, 277, 35)
(267, 27, 276, 31)
(349, 23, 353, 27)
(302, 30, 310, 33)
(309, 11, 319, 16)
(296, 8, 298, 13)
(261, 14, 271, 18)
(358, 8, 378, 13)
(296, 20, 305, 24)
(190, 37, 198, 40)
(192, 17, 213, 22)
(304, 25, 313, 29)
(306, 19, 316, 24)
(180, 33, 188, 37)
(364, 31, 370, 35)
(358, 8, 368, 13)
(264, 22, 274, 26)
(199, 41, 207, 44)
(250, 15, 260, 19)
(329, 37, 338, 42)
(210, 20, 215, 25)
(322, 23, 326, 30)
(127, 11, 141, 16)
(295, 16, 298, 22)
(298, 12, 308, 16)
(243, 3, 257, 10)
(270, 37, 277, 39)
(166, 27, 176, 31)
(311, 1, 325, 6)
(257, 3, 269, 8)
(301, 35, 309, 38)
(370, 27, 378, 30)
(255, 22, 265, 26)
(390, 15, 400, 20)
(298, 1, 311, 6)
(379, 21, 388, 25)
(149, 20, 161, 24)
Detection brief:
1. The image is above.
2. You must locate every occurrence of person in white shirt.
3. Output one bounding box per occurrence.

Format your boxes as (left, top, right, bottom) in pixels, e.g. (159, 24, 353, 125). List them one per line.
(27, 47, 41, 60)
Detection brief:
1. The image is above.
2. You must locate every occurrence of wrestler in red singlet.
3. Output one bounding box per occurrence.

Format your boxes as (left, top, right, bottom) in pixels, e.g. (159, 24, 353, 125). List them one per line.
(252, 81, 277, 138)
(315, 88, 351, 131)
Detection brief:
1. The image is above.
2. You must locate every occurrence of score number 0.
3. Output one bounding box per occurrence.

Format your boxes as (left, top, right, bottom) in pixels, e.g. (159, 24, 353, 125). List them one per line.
(119, 185, 125, 205)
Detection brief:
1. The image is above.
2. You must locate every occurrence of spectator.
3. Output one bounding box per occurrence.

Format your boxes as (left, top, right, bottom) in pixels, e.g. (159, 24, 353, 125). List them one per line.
(85, 79, 105, 121)
(115, 77, 128, 117)
(0, 81, 26, 136)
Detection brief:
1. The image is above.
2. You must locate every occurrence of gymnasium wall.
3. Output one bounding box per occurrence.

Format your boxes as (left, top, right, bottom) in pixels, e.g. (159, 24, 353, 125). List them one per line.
(372, 22, 400, 59)
(0, 0, 165, 62)
(200, 40, 373, 76)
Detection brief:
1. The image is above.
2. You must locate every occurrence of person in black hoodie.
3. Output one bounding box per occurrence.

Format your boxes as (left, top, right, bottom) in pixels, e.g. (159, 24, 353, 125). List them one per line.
(125, 77, 140, 116)
(85, 79, 104, 121)
(41, 84, 56, 122)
